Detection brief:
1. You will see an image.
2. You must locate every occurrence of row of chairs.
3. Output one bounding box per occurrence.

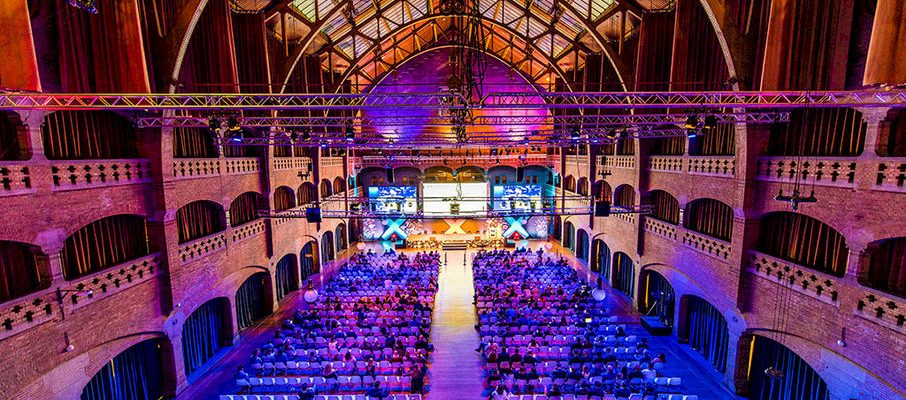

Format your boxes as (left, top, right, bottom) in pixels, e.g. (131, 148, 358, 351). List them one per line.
(238, 375, 414, 392)
(220, 395, 423, 400)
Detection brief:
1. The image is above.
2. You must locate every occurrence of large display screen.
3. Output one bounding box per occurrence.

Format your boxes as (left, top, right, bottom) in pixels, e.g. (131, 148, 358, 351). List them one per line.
(493, 185, 543, 213)
(422, 182, 488, 217)
(368, 186, 418, 215)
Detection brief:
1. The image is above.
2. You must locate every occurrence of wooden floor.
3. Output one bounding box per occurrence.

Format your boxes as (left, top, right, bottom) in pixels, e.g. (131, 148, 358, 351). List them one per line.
(426, 250, 486, 399)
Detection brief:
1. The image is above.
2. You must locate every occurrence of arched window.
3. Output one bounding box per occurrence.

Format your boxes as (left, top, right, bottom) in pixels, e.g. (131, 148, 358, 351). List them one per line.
(321, 232, 335, 264)
(564, 175, 576, 192)
(42, 111, 138, 160)
(300, 241, 319, 282)
(756, 212, 848, 276)
(0, 241, 50, 303)
(640, 270, 675, 327)
(614, 185, 635, 207)
(563, 222, 576, 252)
(273, 186, 296, 211)
(0, 112, 26, 161)
(684, 198, 734, 241)
(229, 192, 264, 227)
(336, 223, 348, 253)
(333, 177, 346, 194)
(745, 335, 830, 400)
(879, 109, 906, 157)
(275, 255, 299, 301)
(173, 127, 217, 158)
(647, 190, 680, 224)
(182, 299, 231, 378)
(80, 339, 166, 400)
(576, 230, 589, 263)
(682, 296, 729, 373)
(649, 136, 685, 155)
(176, 201, 226, 244)
(236, 272, 271, 330)
(862, 237, 906, 298)
(551, 215, 562, 241)
(592, 239, 611, 280)
(61, 215, 150, 280)
(612, 252, 635, 298)
(577, 178, 589, 196)
(320, 179, 333, 198)
(768, 108, 866, 156)
(593, 180, 613, 202)
(297, 183, 316, 206)
(689, 123, 735, 156)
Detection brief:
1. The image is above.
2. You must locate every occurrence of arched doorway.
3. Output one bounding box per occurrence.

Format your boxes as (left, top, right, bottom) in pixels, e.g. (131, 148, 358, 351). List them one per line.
(274, 254, 299, 302)
(681, 295, 730, 373)
(335, 223, 348, 253)
(576, 229, 589, 263)
(563, 221, 575, 252)
(591, 239, 611, 280)
(300, 241, 319, 281)
(639, 269, 675, 328)
(551, 215, 562, 241)
(182, 298, 231, 378)
(321, 231, 335, 264)
(236, 272, 271, 330)
(80, 339, 167, 400)
(744, 335, 830, 399)
(612, 252, 635, 298)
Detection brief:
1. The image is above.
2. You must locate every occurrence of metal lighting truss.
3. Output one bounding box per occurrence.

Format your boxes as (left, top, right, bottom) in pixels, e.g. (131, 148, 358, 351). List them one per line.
(1, 90, 904, 111)
(135, 111, 789, 128)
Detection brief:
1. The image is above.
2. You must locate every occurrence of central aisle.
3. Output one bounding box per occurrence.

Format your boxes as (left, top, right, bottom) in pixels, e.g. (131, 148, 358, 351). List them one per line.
(427, 250, 485, 399)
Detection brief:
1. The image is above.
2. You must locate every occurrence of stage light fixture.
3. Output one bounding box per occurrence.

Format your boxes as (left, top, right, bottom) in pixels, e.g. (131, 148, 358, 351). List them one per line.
(227, 117, 241, 132)
(345, 124, 355, 142)
(208, 117, 222, 132)
(684, 115, 699, 130)
(289, 131, 300, 142)
(569, 125, 581, 140)
(301, 128, 312, 141)
(229, 130, 244, 143)
(687, 129, 698, 139)
(703, 115, 718, 131)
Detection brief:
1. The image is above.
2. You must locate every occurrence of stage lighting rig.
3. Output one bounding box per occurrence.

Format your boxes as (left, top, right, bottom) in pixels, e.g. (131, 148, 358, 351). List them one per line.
(774, 189, 817, 211)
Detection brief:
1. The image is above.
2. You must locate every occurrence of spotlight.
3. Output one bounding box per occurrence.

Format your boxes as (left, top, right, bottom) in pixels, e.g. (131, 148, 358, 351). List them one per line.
(227, 117, 241, 132)
(569, 125, 581, 140)
(703, 115, 718, 131)
(605, 129, 618, 140)
(684, 115, 699, 130)
(230, 129, 244, 143)
(289, 131, 300, 142)
(686, 129, 698, 139)
(345, 124, 355, 142)
(208, 117, 222, 132)
(301, 128, 312, 142)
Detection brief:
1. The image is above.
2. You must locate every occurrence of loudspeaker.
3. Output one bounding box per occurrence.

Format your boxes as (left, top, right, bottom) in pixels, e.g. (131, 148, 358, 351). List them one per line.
(594, 201, 611, 217)
(517, 166, 525, 182)
(305, 207, 322, 223)
(386, 167, 394, 183)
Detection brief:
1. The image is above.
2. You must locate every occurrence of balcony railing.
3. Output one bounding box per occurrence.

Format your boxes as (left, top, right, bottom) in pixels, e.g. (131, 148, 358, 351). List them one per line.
(748, 251, 840, 306)
(855, 290, 906, 333)
(647, 156, 683, 174)
(682, 230, 731, 260)
(565, 155, 589, 167)
(51, 159, 152, 191)
(688, 156, 735, 178)
(272, 157, 312, 172)
(172, 157, 259, 180)
(0, 162, 33, 197)
(874, 158, 906, 193)
(604, 155, 635, 170)
(177, 231, 227, 263)
(643, 217, 677, 240)
(231, 219, 266, 243)
(0, 253, 161, 339)
(756, 157, 857, 189)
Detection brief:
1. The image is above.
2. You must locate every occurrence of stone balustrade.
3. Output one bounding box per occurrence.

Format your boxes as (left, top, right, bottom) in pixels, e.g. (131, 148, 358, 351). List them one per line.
(0, 253, 160, 339)
(0, 162, 33, 197)
(682, 230, 731, 260)
(605, 156, 635, 170)
(273, 156, 313, 172)
(172, 157, 259, 180)
(177, 232, 227, 263)
(231, 220, 266, 243)
(51, 159, 152, 191)
(855, 290, 906, 333)
(756, 157, 857, 189)
(643, 217, 677, 240)
(648, 156, 683, 173)
(874, 158, 906, 193)
(748, 251, 840, 306)
(688, 156, 735, 178)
